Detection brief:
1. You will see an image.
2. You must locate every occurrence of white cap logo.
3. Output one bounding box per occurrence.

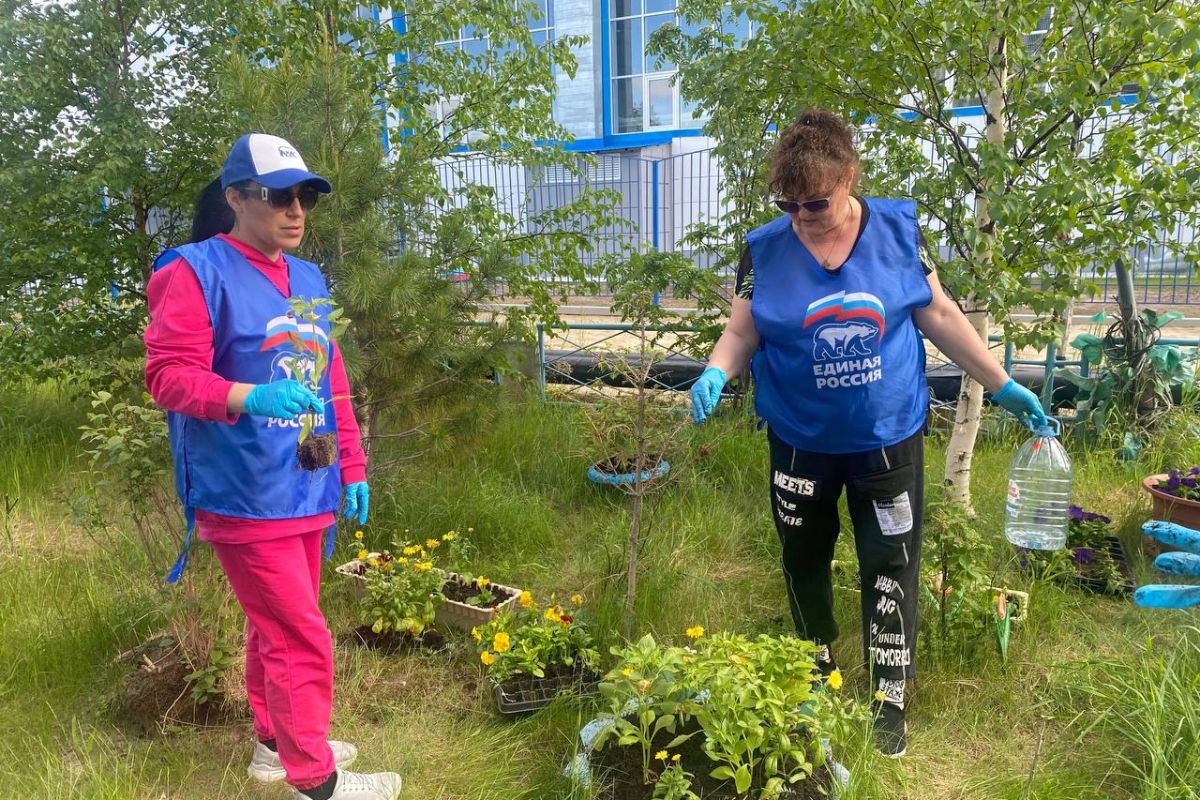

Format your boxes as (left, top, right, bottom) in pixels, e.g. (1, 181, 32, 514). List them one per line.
(248, 134, 308, 175)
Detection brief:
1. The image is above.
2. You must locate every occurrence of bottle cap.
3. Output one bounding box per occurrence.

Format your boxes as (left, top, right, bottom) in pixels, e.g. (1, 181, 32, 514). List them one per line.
(1034, 418, 1061, 437)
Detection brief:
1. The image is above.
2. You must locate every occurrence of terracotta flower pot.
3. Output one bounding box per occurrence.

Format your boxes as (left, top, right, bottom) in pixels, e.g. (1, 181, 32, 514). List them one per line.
(1142, 475, 1199, 552)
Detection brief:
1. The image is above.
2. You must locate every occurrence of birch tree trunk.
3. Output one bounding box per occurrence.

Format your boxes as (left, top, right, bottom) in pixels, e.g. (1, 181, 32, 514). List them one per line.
(943, 14, 1008, 513)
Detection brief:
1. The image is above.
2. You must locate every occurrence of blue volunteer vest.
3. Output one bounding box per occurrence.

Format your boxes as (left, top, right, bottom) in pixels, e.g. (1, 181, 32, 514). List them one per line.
(749, 198, 933, 453)
(152, 237, 342, 579)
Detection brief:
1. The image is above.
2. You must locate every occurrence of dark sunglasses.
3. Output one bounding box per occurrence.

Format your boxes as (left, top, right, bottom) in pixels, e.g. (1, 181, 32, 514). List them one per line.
(774, 196, 832, 214)
(246, 184, 321, 211)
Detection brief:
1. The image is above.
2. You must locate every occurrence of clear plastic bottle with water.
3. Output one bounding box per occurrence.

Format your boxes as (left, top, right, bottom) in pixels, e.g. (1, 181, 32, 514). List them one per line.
(1004, 418, 1073, 550)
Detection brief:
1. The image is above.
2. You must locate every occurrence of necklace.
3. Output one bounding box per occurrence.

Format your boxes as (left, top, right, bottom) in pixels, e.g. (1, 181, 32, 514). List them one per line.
(808, 199, 854, 269)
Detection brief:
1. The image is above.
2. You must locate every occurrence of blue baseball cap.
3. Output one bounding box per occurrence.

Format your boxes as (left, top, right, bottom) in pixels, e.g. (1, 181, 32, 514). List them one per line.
(220, 133, 332, 193)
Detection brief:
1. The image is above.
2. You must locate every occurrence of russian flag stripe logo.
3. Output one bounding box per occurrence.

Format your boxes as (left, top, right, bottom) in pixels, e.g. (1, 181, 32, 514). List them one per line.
(260, 314, 329, 353)
(803, 291, 886, 335)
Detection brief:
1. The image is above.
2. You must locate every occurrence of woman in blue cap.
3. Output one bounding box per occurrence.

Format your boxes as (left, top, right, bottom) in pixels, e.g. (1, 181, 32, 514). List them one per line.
(145, 134, 401, 800)
(690, 110, 1047, 758)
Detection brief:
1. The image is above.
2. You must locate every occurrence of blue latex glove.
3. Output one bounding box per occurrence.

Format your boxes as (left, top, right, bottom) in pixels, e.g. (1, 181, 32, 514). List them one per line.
(244, 382, 324, 421)
(1135, 521, 1200, 608)
(690, 366, 728, 424)
(342, 481, 370, 526)
(991, 378, 1049, 431)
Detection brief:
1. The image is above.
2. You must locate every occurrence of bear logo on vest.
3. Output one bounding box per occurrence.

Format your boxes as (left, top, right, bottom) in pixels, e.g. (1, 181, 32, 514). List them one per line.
(812, 321, 878, 361)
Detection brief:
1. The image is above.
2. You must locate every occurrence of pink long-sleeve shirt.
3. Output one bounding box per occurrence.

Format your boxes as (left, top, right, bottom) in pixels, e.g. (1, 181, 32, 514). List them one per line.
(145, 233, 367, 543)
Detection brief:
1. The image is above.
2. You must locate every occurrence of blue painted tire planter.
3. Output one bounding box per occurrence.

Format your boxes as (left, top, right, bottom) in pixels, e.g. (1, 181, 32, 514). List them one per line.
(564, 700, 851, 798)
(587, 457, 670, 487)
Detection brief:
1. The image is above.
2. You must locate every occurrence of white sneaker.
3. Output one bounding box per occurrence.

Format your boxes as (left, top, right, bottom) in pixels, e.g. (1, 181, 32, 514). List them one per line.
(294, 770, 403, 800)
(248, 740, 358, 783)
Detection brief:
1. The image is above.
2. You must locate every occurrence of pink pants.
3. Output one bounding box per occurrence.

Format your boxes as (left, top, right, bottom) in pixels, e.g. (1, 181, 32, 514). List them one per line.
(211, 530, 335, 790)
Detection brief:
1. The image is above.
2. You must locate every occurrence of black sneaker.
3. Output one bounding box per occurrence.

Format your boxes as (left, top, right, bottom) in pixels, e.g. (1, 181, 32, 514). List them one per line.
(872, 700, 907, 758)
(814, 644, 838, 679)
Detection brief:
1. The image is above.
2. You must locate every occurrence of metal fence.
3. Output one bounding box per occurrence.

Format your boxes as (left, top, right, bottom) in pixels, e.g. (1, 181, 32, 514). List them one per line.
(435, 132, 1199, 306)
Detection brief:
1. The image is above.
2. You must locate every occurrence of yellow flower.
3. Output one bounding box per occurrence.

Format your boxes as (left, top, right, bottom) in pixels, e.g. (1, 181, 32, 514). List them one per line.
(545, 606, 562, 623)
(827, 670, 843, 691)
(655, 750, 668, 762)
(620, 667, 634, 678)
(425, 539, 440, 549)
(356, 549, 368, 561)
(570, 593, 584, 606)
(414, 561, 433, 572)
(442, 531, 458, 542)
(354, 530, 364, 540)
(397, 557, 408, 565)
(518, 591, 534, 609)
(471, 627, 482, 642)
(672, 754, 681, 763)
(382, 562, 394, 572)
(476, 576, 491, 589)
(686, 626, 705, 639)
(368, 558, 379, 567)
(874, 690, 886, 702)
(481, 651, 496, 666)
(402, 546, 420, 556)
(493, 632, 511, 653)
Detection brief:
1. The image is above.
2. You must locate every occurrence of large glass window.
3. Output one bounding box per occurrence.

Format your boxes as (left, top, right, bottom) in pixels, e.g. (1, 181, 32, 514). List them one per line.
(609, 3, 757, 134)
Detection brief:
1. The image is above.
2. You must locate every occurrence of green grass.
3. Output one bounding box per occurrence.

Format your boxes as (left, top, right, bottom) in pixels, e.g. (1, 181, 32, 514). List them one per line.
(1, 382, 1199, 799)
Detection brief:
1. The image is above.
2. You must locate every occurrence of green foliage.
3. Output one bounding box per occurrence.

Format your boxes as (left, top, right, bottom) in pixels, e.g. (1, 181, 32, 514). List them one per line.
(597, 632, 864, 797)
(474, 594, 600, 684)
(1059, 307, 1193, 444)
(656, 0, 1200, 347)
(0, 0, 246, 385)
(77, 390, 240, 696)
(352, 536, 452, 636)
(221, 1, 617, 452)
(919, 486, 996, 663)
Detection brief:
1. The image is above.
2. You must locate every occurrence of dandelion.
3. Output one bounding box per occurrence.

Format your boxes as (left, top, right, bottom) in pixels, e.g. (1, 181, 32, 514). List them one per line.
(545, 606, 563, 623)
(425, 539, 440, 550)
(493, 632, 511, 653)
(402, 545, 420, 556)
(672, 754, 681, 763)
(354, 530, 364, 540)
(368, 558, 380, 567)
(621, 667, 634, 678)
(357, 549, 369, 561)
(655, 750, 668, 762)
(397, 557, 408, 565)
(471, 627, 482, 643)
(382, 562, 394, 572)
(570, 593, 584, 606)
(827, 670, 843, 691)
(518, 591, 535, 609)
(874, 690, 886, 702)
(476, 576, 491, 589)
(414, 561, 433, 572)
(443, 531, 458, 542)
(686, 626, 704, 639)
(481, 651, 495, 666)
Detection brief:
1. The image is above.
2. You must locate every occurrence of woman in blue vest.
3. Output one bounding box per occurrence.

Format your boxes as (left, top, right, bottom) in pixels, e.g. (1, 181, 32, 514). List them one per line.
(145, 134, 401, 800)
(689, 110, 1047, 758)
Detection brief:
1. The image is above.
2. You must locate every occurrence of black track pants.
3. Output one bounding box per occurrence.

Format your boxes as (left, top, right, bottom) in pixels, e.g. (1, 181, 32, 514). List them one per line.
(768, 427, 924, 705)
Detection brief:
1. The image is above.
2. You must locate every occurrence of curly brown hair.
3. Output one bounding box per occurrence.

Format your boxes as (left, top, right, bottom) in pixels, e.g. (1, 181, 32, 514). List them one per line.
(768, 109, 860, 201)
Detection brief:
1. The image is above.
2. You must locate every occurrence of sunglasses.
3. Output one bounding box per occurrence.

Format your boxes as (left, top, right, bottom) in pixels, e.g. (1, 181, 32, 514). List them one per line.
(246, 184, 321, 211)
(774, 196, 832, 214)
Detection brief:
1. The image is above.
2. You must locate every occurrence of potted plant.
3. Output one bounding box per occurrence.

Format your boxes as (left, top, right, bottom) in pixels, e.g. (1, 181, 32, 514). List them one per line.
(1142, 468, 1200, 532)
(336, 529, 521, 632)
(1018, 505, 1134, 595)
(574, 631, 859, 799)
(342, 540, 447, 654)
(474, 592, 602, 714)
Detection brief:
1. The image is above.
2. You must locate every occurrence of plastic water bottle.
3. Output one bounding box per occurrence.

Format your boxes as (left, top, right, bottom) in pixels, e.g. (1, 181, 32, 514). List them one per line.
(1004, 418, 1073, 550)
